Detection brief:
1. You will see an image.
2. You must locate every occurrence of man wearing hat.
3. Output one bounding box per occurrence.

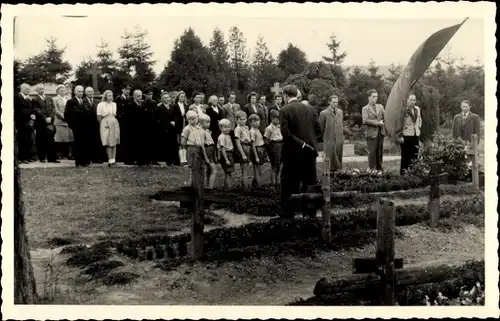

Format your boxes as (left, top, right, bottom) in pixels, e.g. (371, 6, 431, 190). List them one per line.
(115, 84, 132, 162)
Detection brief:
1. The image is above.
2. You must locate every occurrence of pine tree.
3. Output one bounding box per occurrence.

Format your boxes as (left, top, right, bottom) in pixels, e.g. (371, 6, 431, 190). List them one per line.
(250, 36, 284, 95)
(277, 43, 308, 76)
(322, 33, 347, 66)
(386, 63, 403, 84)
(209, 27, 232, 95)
(16, 37, 72, 84)
(227, 26, 251, 97)
(96, 40, 117, 90)
(116, 26, 157, 90)
(158, 28, 217, 99)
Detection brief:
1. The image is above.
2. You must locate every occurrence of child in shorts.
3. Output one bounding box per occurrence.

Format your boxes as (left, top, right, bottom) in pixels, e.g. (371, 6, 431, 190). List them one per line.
(248, 113, 265, 187)
(234, 110, 252, 189)
(199, 113, 217, 190)
(264, 109, 283, 186)
(217, 118, 234, 189)
(180, 110, 204, 186)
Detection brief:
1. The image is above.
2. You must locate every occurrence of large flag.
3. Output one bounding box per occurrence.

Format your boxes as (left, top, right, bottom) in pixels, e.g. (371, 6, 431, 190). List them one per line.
(384, 18, 469, 143)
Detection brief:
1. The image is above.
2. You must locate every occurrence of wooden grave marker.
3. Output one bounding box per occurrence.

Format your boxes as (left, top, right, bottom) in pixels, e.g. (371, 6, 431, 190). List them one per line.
(426, 162, 448, 228)
(352, 199, 401, 305)
(190, 147, 205, 260)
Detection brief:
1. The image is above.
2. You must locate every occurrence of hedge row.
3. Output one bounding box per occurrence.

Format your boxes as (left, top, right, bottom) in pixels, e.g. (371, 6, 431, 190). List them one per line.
(116, 195, 483, 262)
(153, 181, 479, 217)
(287, 260, 484, 306)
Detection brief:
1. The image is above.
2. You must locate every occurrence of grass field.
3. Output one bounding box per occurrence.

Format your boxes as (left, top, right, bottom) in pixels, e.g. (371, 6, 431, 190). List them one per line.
(20, 157, 484, 305)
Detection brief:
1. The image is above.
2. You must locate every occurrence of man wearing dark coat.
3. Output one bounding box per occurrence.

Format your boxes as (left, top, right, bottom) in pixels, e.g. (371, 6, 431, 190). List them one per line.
(154, 92, 178, 165)
(242, 92, 267, 132)
(64, 85, 95, 167)
(83, 87, 106, 164)
(143, 88, 159, 165)
(452, 100, 481, 144)
(279, 85, 322, 219)
(31, 84, 58, 163)
(14, 83, 36, 163)
(115, 84, 132, 162)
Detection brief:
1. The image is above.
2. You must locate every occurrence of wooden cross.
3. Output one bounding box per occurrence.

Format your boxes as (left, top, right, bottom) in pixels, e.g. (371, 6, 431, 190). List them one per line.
(352, 199, 402, 305)
(426, 162, 448, 228)
(270, 82, 283, 96)
(87, 63, 102, 92)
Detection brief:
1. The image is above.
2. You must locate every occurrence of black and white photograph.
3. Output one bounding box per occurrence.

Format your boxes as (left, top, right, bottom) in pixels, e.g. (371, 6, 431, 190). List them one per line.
(1, 2, 497, 319)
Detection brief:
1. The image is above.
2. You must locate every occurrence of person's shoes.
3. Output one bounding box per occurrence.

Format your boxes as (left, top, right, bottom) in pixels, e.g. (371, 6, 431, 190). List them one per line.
(40, 159, 47, 163)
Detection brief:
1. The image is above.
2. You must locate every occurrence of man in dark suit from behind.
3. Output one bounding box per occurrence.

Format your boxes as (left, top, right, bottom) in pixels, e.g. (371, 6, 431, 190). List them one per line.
(279, 85, 322, 219)
(31, 84, 58, 163)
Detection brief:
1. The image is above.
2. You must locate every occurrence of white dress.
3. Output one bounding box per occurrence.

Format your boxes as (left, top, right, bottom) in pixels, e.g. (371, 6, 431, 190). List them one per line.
(97, 101, 120, 147)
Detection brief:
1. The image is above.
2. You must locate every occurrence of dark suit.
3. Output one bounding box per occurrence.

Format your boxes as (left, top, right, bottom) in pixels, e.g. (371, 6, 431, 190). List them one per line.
(64, 97, 94, 166)
(279, 99, 322, 218)
(452, 112, 481, 143)
(155, 103, 179, 165)
(205, 105, 225, 143)
(242, 103, 267, 132)
(31, 95, 57, 162)
(115, 94, 131, 162)
(14, 93, 35, 161)
(83, 97, 106, 163)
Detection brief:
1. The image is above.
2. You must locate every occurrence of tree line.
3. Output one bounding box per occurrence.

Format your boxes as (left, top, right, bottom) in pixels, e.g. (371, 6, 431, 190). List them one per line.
(14, 25, 484, 139)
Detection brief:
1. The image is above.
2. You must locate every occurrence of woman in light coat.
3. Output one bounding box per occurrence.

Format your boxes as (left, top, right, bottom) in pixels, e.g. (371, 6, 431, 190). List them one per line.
(52, 84, 74, 159)
(97, 90, 121, 166)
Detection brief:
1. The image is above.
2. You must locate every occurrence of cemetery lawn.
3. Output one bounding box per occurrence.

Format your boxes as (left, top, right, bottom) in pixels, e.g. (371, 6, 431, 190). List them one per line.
(21, 159, 484, 304)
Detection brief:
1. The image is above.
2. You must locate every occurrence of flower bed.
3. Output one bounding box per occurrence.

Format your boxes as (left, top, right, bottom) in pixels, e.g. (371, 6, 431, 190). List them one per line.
(115, 195, 483, 263)
(288, 260, 484, 306)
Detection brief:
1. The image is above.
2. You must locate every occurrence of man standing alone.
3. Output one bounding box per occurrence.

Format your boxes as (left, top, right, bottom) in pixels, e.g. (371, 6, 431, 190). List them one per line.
(362, 89, 386, 173)
(398, 94, 422, 175)
(279, 85, 321, 219)
(452, 100, 481, 144)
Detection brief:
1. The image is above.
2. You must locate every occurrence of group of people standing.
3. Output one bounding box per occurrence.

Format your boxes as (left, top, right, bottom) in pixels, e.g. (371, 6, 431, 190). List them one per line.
(15, 83, 106, 165)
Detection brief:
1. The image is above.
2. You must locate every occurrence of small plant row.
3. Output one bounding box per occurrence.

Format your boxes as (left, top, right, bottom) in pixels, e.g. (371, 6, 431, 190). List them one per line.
(116, 195, 483, 262)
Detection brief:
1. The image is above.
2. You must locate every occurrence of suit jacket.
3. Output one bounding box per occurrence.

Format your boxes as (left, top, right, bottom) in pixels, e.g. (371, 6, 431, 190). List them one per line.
(221, 102, 241, 130)
(361, 103, 386, 138)
(14, 93, 34, 129)
(452, 112, 481, 143)
(31, 95, 55, 130)
(243, 103, 267, 130)
(401, 106, 422, 137)
(64, 97, 94, 132)
(115, 94, 131, 120)
(52, 95, 69, 126)
(206, 105, 225, 142)
(280, 99, 322, 163)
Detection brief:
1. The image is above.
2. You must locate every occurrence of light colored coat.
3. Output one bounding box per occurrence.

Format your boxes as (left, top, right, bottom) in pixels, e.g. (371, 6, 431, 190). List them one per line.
(221, 102, 241, 130)
(52, 95, 68, 126)
(402, 106, 422, 137)
(319, 107, 344, 170)
(362, 103, 386, 138)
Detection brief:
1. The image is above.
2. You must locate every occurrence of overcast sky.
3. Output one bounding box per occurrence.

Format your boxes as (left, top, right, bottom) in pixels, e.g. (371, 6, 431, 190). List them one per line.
(14, 15, 484, 75)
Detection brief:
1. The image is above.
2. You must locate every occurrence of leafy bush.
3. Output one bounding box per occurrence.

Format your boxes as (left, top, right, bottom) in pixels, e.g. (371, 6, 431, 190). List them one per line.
(407, 133, 469, 181)
(423, 282, 485, 306)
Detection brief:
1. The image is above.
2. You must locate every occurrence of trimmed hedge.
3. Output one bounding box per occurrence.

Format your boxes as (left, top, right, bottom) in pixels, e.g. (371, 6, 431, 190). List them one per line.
(288, 260, 484, 306)
(153, 180, 479, 217)
(117, 195, 483, 262)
